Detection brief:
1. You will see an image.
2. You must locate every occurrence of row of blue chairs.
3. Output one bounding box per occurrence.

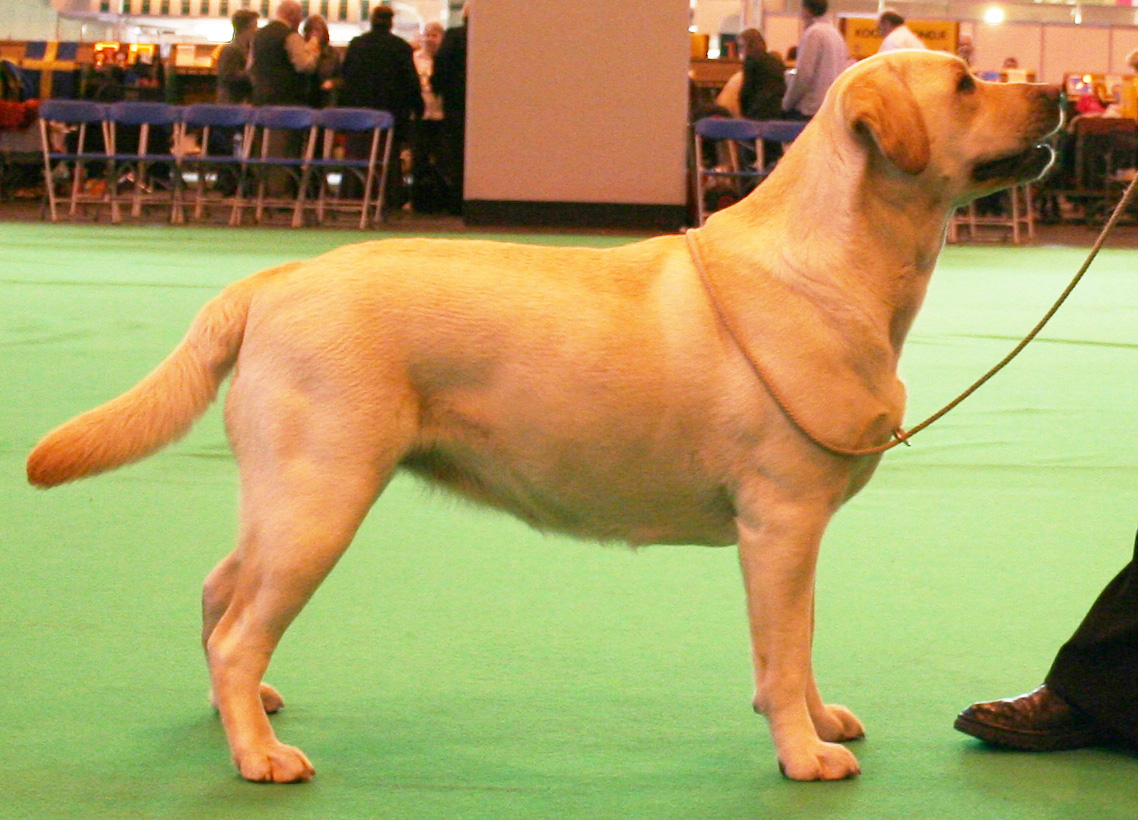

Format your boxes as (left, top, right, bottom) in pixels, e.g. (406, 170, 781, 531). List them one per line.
(38, 99, 396, 229)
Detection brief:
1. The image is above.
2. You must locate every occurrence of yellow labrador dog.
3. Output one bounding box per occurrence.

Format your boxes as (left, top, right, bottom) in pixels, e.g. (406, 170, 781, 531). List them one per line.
(28, 51, 1061, 783)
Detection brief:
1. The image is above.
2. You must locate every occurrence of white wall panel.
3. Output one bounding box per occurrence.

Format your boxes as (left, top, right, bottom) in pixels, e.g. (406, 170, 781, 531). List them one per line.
(973, 22, 1040, 75)
(1043, 24, 1110, 83)
(465, 0, 689, 206)
(764, 12, 800, 63)
(1111, 26, 1138, 73)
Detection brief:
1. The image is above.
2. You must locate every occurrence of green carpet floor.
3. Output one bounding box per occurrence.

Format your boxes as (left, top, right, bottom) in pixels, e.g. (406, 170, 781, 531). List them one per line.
(3, 223, 1138, 819)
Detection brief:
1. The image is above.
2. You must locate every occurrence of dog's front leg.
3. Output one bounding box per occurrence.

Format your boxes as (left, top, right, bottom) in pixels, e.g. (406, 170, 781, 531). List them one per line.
(736, 507, 861, 781)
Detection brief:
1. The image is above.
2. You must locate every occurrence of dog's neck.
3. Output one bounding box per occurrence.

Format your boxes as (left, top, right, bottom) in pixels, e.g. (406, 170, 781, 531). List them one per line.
(704, 124, 952, 356)
(689, 129, 961, 451)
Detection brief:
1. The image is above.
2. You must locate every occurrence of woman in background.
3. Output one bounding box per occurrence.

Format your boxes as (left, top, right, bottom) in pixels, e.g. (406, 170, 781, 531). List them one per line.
(302, 14, 341, 108)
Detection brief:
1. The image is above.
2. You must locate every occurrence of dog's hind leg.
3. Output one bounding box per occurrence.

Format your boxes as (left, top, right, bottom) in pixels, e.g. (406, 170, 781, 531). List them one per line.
(205, 393, 408, 783)
(206, 456, 391, 783)
(736, 501, 861, 781)
(202, 552, 285, 715)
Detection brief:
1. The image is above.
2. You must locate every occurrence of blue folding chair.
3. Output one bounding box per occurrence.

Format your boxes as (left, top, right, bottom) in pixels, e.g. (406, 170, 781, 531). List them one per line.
(104, 101, 181, 223)
(37, 99, 108, 221)
(692, 117, 807, 224)
(299, 107, 395, 229)
(177, 103, 254, 223)
(239, 105, 317, 227)
(755, 119, 807, 167)
(692, 117, 765, 225)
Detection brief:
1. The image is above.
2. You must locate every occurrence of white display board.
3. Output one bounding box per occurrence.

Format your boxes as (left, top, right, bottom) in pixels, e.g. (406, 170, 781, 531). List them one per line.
(1043, 24, 1111, 81)
(973, 22, 1042, 75)
(1111, 26, 1138, 73)
(464, 0, 690, 208)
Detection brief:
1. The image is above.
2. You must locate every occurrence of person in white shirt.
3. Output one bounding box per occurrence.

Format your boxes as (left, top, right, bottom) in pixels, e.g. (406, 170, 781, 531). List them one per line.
(411, 22, 448, 212)
(414, 22, 445, 123)
(877, 10, 927, 53)
(781, 0, 851, 120)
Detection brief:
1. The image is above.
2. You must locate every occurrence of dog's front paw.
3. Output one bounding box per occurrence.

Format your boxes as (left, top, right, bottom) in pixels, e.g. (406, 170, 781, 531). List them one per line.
(813, 703, 865, 743)
(778, 741, 861, 781)
(235, 741, 315, 783)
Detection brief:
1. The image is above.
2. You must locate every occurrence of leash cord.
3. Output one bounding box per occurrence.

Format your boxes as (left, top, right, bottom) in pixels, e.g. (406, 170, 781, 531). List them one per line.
(686, 172, 1138, 458)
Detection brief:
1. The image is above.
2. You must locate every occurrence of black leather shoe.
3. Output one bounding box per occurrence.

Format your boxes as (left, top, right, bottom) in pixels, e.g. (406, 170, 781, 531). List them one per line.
(954, 684, 1113, 751)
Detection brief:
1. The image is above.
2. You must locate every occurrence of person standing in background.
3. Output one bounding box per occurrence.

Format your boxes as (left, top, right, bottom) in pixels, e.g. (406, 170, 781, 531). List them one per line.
(215, 9, 258, 104)
(876, 9, 927, 53)
(411, 21, 448, 212)
(301, 14, 341, 108)
(340, 4, 424, 206)
(413, 22, 445, 119)
(250, 0, 319, 106)
(431, 3, 468, 214)
(211, 9, 258, 195)
(249, 0, 319, 196)
(781, 0, 849, 120)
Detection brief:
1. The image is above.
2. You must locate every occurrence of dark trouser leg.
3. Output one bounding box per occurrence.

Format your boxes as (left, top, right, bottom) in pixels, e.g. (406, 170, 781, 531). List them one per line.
(438, 113, 465, 215)
(207, 126, 238, 196)
(1045, 529, 1138, 745)
(339, 132, 369, 200)
(410, 119, 447, 213)
(265, 129, 302, 198)
(384, 119, 412, 210)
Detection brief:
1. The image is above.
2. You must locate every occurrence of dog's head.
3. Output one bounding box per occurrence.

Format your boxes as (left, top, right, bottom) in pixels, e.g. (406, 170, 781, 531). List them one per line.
(829, 50, 1062, 203)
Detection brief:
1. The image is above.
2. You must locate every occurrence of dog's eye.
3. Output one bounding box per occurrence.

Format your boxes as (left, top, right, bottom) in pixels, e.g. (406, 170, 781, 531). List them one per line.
(957, 73, 977, 94)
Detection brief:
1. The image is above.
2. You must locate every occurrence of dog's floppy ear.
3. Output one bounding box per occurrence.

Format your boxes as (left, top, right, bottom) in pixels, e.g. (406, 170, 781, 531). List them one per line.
(841, 62, 930, 175)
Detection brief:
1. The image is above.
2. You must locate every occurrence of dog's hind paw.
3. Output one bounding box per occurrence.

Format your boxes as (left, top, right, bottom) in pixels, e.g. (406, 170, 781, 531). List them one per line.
(210, 682, 286, 715)
(813, 703, 865, 743)
(778, 741, 861, 781)
(235, 741, 315, 783)
(259, 683, 285, 714)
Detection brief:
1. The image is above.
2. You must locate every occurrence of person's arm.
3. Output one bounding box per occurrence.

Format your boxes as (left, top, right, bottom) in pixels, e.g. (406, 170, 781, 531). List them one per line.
(284, 31, 319, 73)
(718, 70, 742, 117)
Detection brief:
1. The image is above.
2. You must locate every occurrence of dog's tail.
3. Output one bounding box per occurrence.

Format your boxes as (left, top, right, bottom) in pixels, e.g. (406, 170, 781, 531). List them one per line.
(27, 270, 269, 488)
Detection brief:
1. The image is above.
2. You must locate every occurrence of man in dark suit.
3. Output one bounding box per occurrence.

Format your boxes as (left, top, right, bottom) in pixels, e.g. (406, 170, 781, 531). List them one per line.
(955, 531, 1138, 751)
(249, 0, 318, 106)
(340, 4, 423, 206)
(249, 0, 318, 197)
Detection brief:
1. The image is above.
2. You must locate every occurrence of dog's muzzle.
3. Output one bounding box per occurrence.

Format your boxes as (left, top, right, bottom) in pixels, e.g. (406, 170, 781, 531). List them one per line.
(972, 144, 1055, 183)
(972, 87, 1063, 184)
